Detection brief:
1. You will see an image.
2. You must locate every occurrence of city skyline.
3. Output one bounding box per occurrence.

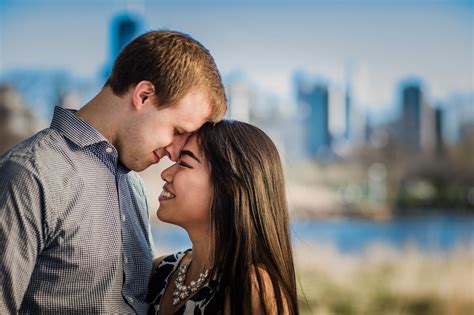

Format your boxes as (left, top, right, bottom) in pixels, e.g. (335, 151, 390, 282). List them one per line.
(1, 0, 472, 114)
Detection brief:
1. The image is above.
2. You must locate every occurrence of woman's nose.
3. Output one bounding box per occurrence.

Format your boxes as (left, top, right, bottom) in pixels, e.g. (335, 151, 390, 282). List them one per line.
(161, 163, 178, 183)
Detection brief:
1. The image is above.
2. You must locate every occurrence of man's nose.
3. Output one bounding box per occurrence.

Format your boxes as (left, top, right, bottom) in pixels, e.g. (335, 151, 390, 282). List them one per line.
(166, 134, 190, 162)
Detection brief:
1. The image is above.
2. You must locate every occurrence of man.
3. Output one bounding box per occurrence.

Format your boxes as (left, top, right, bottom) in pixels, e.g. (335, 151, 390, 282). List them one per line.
(0, 30, 226, 314)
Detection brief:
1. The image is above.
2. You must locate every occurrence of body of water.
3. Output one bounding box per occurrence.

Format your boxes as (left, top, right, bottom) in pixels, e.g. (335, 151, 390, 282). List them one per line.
(151, 214, 474, 254)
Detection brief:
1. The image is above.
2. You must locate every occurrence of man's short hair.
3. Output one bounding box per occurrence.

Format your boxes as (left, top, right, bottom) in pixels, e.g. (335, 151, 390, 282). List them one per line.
(105, 30, 226, 122)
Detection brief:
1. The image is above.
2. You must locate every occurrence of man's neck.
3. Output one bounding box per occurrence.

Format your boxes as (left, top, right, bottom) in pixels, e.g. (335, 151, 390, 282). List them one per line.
(75, 87, 125, 146)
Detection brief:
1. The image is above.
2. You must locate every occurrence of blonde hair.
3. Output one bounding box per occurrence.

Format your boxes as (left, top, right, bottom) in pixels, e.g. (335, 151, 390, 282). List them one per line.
(106, 30, 226, 122)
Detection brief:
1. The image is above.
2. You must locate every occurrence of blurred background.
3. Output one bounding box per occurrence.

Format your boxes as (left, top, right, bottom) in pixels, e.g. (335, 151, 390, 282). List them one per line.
(1, 0, 473, 314)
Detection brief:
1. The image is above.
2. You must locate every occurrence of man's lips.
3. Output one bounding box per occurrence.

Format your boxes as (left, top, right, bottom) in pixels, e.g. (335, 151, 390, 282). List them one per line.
(153, 151, 161, 164)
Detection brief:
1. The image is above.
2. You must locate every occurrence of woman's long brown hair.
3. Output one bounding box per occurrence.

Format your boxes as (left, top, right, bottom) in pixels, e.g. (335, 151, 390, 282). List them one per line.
(197, 120, 299, 315)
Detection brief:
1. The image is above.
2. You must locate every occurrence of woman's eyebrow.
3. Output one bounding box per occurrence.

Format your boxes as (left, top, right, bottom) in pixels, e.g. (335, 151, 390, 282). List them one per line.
(180, 150, 201, 164)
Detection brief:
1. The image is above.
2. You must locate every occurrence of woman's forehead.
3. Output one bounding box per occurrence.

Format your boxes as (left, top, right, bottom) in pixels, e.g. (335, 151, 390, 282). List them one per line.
(182, 134, 203, 159)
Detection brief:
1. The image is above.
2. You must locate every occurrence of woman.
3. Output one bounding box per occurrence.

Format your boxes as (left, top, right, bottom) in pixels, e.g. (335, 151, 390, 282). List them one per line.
(147, 120, 299, 315)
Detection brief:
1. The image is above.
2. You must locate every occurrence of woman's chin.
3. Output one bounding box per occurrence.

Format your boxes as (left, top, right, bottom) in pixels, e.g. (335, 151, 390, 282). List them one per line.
(156, 208, 176, 225)
(156, 208, 167, 222)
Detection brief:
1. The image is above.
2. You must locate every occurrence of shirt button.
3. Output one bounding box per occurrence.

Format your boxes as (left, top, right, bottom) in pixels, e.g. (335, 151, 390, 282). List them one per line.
(105, 147, 113, 154)
(124, 255, 128, 264)
(122, 214, 126, 222)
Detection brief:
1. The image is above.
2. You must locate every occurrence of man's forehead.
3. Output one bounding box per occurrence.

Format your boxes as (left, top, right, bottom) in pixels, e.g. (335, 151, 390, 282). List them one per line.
(177, 110, 211, 133)
(181, 134, 200, 154)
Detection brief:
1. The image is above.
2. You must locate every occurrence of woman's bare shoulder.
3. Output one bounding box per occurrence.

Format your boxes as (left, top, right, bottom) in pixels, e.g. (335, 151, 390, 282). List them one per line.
(249, 265, 290, 315)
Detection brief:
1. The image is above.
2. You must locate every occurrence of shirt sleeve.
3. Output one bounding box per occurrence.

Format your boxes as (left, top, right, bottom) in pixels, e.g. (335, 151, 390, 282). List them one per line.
(0, 159, 47, 313)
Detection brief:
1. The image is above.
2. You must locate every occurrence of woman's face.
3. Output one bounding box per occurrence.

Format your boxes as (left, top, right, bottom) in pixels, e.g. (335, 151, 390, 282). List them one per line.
(157, 134, 212, 231)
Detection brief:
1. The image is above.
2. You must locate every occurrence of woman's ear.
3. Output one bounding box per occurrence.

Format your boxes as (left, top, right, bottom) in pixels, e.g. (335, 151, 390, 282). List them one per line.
(131, 80, 156, 110)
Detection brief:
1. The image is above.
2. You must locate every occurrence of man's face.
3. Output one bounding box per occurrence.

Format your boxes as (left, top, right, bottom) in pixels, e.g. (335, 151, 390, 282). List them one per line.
(116, 88, 212, 172)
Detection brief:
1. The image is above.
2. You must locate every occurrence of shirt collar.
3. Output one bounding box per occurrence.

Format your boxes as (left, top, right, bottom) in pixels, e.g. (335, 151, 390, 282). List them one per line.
(50, 106, 109, 148)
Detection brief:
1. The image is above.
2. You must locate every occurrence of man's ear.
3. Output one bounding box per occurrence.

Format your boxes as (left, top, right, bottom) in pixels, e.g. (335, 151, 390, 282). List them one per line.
(131, 80, 156, 110)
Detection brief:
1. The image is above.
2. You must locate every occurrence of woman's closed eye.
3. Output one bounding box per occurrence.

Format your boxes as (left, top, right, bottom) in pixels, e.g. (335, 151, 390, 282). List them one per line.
(178, 160, 192, 168)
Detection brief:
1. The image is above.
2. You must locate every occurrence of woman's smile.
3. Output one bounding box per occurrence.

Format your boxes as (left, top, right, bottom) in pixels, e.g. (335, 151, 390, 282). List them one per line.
(159, 187, 176, 201)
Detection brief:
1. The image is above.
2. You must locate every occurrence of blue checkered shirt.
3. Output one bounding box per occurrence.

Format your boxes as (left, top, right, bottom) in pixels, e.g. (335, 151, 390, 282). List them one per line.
(0, 106, 154, 314)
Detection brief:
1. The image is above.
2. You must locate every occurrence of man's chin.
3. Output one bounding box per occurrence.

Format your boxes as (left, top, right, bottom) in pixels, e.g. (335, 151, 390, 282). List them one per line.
(121, 160, 149, 172)
(135, 163, 152, 172)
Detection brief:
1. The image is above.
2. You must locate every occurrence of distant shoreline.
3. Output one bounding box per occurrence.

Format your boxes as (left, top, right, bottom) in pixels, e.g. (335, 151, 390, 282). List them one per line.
(289, 206, 474, 221)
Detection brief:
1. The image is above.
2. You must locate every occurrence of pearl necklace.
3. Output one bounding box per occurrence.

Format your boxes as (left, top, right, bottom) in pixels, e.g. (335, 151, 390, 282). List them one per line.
(173, 262, 210, 306)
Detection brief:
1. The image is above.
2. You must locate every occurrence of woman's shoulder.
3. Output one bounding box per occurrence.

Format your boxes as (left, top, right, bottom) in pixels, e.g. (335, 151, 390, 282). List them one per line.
(248, 264, 291, 315)
(152, 255, 167, 270)
(148, 249, 192, 304)
(149, 250, 191, 286)
(153, 249, 192, 271)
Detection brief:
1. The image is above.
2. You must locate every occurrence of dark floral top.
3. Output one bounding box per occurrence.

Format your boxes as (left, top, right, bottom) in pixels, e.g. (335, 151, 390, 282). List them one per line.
(147, 250, 224, 315)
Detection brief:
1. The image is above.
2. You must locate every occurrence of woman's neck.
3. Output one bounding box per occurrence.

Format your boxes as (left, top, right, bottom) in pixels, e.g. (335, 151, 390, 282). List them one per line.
(187, 230, 213, 277)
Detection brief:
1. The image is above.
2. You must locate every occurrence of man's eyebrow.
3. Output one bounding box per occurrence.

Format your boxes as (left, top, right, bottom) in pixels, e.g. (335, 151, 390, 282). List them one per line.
(180, 150, 201, 163)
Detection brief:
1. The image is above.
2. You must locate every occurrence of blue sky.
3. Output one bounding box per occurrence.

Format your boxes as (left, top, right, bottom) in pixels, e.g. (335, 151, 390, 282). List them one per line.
(0, 0, 472, 110)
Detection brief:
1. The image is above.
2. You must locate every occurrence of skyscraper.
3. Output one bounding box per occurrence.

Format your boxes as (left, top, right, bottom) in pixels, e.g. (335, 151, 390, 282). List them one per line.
(397, 81, 439, 154)
(345, 83, 351, 140)
(226, 75, 252, 122)
(401, 84, 422, 150)
(102, 13, 144, 80)
(296, 78, 331, 157)
(435, 106, 444, 155)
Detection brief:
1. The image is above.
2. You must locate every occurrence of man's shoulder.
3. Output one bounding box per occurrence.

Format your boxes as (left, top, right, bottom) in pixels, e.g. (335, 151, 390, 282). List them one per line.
(0, 128, 83, 186)
(0, 128, 74, 175)
(3, 127, 58, 153)
(2, 129, 50, 164)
